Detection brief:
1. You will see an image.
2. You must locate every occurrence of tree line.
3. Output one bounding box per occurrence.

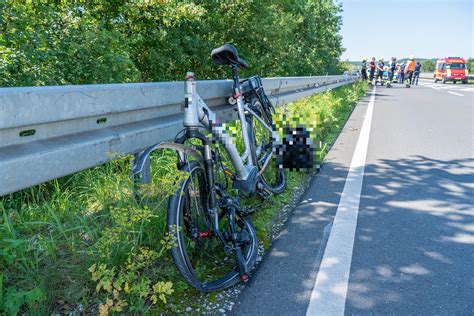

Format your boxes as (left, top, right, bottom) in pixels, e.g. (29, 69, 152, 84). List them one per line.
(421, 58, 474, 73)
(0, 0, 345, 87)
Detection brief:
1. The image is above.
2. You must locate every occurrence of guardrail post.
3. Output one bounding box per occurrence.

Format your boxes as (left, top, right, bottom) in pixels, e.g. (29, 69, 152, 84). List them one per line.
(132, 152, 151, 184)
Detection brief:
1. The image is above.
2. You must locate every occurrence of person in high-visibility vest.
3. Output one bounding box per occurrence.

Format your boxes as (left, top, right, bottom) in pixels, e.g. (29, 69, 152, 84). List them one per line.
(386, 57, 397, 87)
(404, 55, 417, 87)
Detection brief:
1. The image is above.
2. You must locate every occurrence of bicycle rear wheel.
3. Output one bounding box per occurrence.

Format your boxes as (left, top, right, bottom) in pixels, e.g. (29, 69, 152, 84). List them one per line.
(247, 98, 286, 194)
(167, 161, 258, 292)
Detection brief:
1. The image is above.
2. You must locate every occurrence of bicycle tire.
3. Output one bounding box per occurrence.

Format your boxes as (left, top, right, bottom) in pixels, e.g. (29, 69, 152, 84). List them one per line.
(247, 98, 286, 194)
(167, 161, 258, 292)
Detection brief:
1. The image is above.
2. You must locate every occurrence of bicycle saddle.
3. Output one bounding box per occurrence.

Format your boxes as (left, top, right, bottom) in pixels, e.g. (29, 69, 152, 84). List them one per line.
(211, 43, 249, 69)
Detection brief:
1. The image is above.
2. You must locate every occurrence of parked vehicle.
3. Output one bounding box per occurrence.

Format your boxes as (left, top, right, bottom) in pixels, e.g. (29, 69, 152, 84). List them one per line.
(434, 57, 468, 84)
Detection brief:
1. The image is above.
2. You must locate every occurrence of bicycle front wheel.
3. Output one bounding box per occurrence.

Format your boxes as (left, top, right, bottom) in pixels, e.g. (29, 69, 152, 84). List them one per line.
(167, 161, 258, 292)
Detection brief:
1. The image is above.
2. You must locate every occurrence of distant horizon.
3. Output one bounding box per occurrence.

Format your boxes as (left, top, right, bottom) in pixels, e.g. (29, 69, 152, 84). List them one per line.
(338, 0, 473, 61)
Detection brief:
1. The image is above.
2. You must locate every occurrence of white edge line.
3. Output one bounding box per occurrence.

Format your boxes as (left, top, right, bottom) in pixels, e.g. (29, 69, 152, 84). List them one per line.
(305, 85, 376, 316)
(448, 91, 464, 97)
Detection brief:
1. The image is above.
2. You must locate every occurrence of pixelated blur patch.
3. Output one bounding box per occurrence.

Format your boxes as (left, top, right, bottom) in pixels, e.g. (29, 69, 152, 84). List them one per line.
(273, 111, 321, 172)
(274, 125, 318, 172)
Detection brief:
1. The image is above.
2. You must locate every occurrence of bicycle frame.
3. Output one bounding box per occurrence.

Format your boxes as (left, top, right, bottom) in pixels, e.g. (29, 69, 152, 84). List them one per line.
(130, 68, 278, 273)
(183, 71, 274, 183)
(132, 69, 276, 195)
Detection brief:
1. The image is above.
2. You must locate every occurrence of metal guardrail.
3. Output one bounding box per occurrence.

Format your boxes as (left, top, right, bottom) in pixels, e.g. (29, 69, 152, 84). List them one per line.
(0, 75, 356, 196)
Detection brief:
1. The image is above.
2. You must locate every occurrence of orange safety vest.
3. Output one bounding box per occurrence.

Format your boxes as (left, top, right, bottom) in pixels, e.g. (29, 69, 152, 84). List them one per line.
(405, 60, 416, 72)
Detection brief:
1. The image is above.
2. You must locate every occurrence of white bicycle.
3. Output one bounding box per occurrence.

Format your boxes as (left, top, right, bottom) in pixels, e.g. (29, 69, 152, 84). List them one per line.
(133, 44, 286, 291)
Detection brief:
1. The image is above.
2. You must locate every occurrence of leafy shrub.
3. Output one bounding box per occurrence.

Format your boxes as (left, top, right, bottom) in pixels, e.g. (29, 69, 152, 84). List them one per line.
(422, 60, 435, 72)
(0, 1, 344, 87)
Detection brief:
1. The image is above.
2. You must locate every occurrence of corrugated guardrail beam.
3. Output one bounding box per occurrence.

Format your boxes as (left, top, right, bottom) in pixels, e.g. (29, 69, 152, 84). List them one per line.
(0, 75, 356, 196)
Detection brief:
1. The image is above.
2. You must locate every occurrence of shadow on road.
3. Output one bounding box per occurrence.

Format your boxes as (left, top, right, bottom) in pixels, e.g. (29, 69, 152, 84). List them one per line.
(344, 155, 474, 313)
(232, 89, 473, 314)
(237, 155, 474, 315)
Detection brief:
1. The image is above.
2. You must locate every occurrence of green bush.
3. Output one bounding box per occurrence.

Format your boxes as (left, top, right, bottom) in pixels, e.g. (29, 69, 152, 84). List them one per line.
(0, 1, 344, 87)
(467, 58, 474, 73)
(422, 60, 435, 72)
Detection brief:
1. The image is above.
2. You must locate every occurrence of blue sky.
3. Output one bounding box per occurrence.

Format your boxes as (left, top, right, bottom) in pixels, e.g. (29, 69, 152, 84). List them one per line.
(338, 0, 473, 61)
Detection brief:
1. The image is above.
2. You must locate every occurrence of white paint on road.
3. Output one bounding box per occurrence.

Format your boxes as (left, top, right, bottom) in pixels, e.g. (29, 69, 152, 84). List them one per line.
(306, 86, 376, 316)
(418, 81, 472, 90)
(419, 82, 470, 95)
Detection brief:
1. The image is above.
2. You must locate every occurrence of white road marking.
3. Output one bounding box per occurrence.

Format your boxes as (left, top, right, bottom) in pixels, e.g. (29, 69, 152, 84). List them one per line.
(419, 83, 471, 94)
(419, 81, 469, 89)
(306, 86, 376, 316)
(419, 83, 441, 90)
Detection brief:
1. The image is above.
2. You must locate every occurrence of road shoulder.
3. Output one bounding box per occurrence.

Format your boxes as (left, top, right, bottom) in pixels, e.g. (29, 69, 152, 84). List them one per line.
(231, 88, 374, 315)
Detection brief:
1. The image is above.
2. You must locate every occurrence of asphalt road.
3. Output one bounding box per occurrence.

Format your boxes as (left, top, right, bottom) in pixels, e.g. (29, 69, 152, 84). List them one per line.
(232, 80, 474, 315)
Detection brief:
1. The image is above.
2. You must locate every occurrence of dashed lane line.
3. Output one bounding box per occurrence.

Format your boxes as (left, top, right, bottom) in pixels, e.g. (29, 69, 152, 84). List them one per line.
(448, 91, 464, 97)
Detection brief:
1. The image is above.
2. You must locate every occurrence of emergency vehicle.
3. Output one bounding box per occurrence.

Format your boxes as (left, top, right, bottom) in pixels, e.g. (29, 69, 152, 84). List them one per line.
(434, 57, 468, 84)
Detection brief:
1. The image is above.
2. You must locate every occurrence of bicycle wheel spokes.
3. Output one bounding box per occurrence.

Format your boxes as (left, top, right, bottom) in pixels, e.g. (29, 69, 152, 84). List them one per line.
(250, 103, 286, 193)
(182, 169, 229, 282)
(171, 162, 257, 291)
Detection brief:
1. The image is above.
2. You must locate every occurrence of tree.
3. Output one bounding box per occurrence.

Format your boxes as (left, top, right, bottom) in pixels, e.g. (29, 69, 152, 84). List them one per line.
(422, 60, 435, 72)
(467, 58, 474, 73)
(0, 1, 345, 87)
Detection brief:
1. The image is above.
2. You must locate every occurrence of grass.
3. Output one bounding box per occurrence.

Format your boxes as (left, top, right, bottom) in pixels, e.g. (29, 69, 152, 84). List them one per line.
(0, 81, 368, 315)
